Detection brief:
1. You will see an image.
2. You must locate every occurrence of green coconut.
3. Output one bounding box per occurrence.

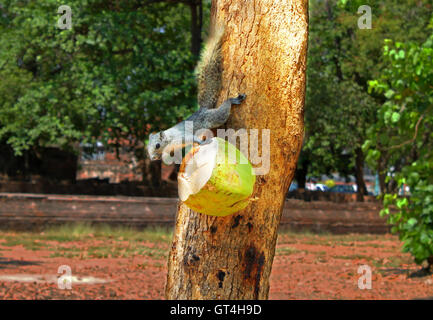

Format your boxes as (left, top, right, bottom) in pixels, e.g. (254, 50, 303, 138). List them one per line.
(178, 137, 256, 217)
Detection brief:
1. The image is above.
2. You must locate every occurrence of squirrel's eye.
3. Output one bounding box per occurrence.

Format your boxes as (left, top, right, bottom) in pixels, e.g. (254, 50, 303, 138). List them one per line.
(156, 143, 161, 149)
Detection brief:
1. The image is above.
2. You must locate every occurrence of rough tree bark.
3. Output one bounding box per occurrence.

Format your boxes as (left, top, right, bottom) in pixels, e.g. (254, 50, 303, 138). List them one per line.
(189, 0, 203, 57)
(166, 0, 308, 299)
(354, 147, 367, 202)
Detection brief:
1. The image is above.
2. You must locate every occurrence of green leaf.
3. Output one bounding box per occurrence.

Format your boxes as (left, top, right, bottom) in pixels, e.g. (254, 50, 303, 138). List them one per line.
(391, 112, 401, 123)
(385, 90, 395, 99)
(396, 198, 408, 209)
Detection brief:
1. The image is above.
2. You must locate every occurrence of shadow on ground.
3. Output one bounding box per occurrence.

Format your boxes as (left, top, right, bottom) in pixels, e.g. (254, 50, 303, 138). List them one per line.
(409, 267, 433, 278)
(0, 257, 40, 269)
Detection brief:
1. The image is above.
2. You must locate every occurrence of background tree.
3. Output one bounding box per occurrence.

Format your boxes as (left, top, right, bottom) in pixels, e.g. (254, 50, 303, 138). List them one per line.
(365, 22, 433, 271)
(301, 0, 432, 200)
(0, 0, 209, 186)
(165, 0, 309, 299)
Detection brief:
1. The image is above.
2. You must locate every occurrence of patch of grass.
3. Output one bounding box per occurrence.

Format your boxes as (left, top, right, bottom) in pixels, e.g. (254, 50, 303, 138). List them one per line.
(278, 229, 331, 238)
(327, 234, 382, 243)
(314, 251, 327, 256)
(50, 251, 81, 259)
(0, 223, 172, 246)
(2, 238, 49, 251)
(86, 246, 150, 259)
(0, 224, 395, 266)
(136, 261, 165, 269)
(49, 246, 86, 259)
(49, 242, 168, 260)
(43, 223, 97, 241)
(372, 256, 414, 269)
(276, 247, 301, 256)
(0, 224, 172, 260)
(332, 254, 372, 261)
(303, 240, 333, 246)
(277, 231, 387, 248)
(277, 230, 333, 246)
(42, 223, 172, 243)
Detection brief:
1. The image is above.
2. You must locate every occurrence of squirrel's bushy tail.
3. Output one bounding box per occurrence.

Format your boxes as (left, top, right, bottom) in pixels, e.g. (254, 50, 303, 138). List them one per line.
(195, 26, 224, 109)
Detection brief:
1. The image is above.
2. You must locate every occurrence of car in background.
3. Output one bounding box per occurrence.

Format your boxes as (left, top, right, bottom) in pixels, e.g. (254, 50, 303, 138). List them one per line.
(289, 181, 298, 192)
(315, 184, 330, 192)
(328, 184, 356, 194)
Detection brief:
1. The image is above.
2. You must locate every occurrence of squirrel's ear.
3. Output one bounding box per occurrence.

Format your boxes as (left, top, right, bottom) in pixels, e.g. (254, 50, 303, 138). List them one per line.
(160, 131, 166, 140)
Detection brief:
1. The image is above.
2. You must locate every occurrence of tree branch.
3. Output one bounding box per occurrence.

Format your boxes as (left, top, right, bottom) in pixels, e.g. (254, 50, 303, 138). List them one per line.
(388, 113, 425, 150)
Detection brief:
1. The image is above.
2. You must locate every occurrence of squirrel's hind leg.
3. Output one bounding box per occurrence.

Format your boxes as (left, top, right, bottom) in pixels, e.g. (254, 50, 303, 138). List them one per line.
(203, 93, 247, 129)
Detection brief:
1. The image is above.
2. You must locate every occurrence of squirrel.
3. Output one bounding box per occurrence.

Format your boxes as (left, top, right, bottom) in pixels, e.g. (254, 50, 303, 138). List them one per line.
(147, 26, 246, 161)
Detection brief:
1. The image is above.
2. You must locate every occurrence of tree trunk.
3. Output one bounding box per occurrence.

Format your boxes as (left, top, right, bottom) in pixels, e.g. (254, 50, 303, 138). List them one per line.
(377, 152, 387, 195)
(165, 0, 308, 300)
(294, 155, 309, 190)
(142, 158, 162, 190)
(428, 256, 433, 272)
(354, 147, 367, 202)
(189, 0, 203, 57)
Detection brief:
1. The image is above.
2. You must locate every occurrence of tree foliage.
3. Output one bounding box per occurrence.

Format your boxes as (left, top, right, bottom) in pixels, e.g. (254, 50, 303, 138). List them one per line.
(303, 0, 432, 199)
(365, 22, 433, 267)
(0, 0, 198, 158)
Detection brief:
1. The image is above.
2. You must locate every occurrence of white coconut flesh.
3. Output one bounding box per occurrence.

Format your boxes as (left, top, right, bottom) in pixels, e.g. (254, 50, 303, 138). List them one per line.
(178, 138, 219, 202)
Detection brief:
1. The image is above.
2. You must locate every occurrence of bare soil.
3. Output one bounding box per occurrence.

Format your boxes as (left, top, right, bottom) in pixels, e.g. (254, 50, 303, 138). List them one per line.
(0, 230, 432, 299)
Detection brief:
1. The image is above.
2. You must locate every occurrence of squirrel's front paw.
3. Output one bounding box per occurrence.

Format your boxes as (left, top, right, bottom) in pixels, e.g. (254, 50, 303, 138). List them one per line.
(230, 94, 246, 105)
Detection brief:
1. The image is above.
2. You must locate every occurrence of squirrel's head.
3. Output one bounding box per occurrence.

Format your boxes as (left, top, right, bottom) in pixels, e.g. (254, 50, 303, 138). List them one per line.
(147, 131, 168, 161)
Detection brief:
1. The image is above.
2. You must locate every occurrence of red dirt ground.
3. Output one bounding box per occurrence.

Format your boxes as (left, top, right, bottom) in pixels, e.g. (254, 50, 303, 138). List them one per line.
(0, 231, 432, 299)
